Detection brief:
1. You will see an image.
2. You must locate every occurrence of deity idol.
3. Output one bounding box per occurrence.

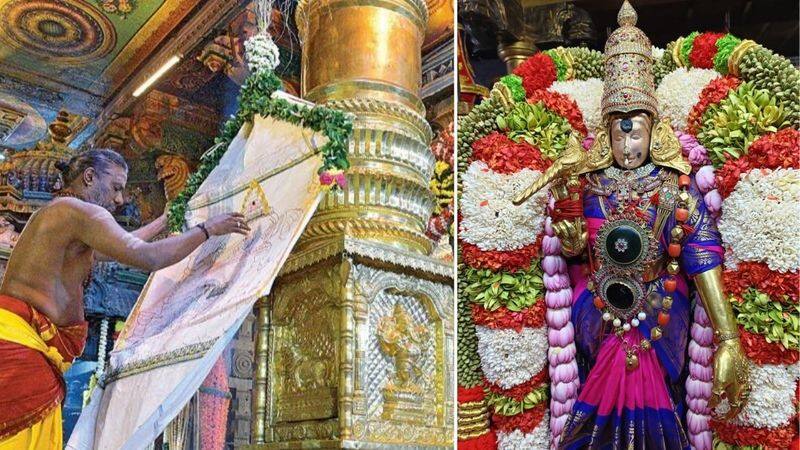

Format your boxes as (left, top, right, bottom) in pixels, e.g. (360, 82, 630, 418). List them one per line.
(514, 2, 751, 448)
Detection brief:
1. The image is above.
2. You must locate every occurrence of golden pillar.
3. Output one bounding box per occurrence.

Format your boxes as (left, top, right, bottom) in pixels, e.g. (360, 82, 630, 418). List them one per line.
(497, 39, 538, 73)
(247, 1, 453, 449)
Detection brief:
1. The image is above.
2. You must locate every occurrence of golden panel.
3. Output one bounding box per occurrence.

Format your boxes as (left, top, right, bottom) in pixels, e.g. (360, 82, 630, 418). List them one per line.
(271, 261, 342, 424)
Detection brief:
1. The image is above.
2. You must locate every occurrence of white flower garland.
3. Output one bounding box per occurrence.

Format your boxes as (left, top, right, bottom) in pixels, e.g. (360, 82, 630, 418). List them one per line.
(652, 45, 665, 61)
(476, 325, 549, 389)
(656, 68, 719, 132)
(727, 362, 799, 429)
(496, 412, 551, 450)
(460, 161, 549, 251)
(244, 33, 280, 74)
(548, 78, 604, 133)
(718, 168, 800, 273)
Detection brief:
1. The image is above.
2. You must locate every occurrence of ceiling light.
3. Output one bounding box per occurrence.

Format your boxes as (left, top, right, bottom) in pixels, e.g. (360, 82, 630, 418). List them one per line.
(133, 55, 181, 97)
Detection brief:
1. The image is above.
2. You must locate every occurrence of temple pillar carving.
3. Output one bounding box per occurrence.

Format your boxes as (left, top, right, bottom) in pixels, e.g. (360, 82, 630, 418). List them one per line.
(247, 1, 453, 448)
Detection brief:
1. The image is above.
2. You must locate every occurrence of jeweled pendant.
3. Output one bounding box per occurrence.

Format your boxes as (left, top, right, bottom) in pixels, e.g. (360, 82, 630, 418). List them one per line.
(626, 352, 639, 370)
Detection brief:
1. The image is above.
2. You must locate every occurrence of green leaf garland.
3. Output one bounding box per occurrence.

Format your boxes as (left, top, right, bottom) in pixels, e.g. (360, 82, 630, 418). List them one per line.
(462, 263, 544, 312)
(731, 288, 799, 350)
(697, 82, 790, 167)
(486, 385, 549, 416)
(498, 101, 573, 161)
(167, 70, 353, 232)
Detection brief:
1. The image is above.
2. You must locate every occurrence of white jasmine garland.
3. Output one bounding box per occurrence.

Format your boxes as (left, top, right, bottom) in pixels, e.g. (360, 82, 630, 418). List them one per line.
(496, 412, 550, 450)
(652, 45, 665, 60)
(460, 161, 549, 251)
(548, 78, 604, 133)
(476, 325, 548, 389)
(656, 68, 719, 131)
(728, 363, 799, 428)
(718, 168, 800, 273)
(244, 33, 280, 73)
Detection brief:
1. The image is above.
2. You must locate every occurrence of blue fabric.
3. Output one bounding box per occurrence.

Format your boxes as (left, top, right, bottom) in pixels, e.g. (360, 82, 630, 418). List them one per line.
(560, 401, 690, 450)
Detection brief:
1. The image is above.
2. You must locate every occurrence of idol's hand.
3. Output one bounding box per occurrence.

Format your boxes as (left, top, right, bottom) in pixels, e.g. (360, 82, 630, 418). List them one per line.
(709, 339, 750, 420)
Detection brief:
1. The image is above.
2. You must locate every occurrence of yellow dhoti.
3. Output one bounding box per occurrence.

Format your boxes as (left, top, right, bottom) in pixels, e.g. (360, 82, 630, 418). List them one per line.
(0, 407, 61, 450)
(0, 296, 88, 450)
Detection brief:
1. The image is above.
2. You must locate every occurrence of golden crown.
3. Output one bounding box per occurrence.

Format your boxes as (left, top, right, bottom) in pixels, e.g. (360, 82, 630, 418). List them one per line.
(601, 0, 658, 119)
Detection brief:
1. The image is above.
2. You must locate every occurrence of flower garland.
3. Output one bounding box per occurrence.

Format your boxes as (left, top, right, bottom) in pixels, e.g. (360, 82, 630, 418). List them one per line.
(244, 33, 281, 74)
(726, 362, 800, 429)
(495, 411, 550, 450)
(167, 38, 353, 232)
(498, 102, 574, 161)
(542, 217, 579, 446)
(460, 241, 541, 273)
(459, 161, 549, 251)
(470, 131, 550, 173)
(686, 76, 741, 135)
(457, 95, 507, 177)
(462, 262, 544, 312)
(723, 262, 799, 303)
(696, 82, 790, 167)
(513, 53, 557, 96)
(739, 44, 800, 126)
(713, 34, 741, 75)
(675, 130, 711, 170)
(457, 266, 484, 388)
(712, 417, 798, 449)
(493, 404, 548, 434)
(685, 302, 714, 450)
(500, 75, 527, 103)
(485, 367, 550, 401)
(740, 328, 800, 366)
(472, 299, 547, 331)
(717, 168, 800, 273)
(548, 78, 604, 133)
(730, 289, 799, 351)
(656, 68, 719, 132)
(487, 384, 549, 416)
(715, 128, 800, 197)
(476, 325, 549, 389)
(688, 32, 726, 69)
(429, 160, 453, 215)
(526, 90, 588, 136)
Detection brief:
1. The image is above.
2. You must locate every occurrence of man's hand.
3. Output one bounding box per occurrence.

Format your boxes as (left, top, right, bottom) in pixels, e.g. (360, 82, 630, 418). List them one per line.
(203, 212, 250, 236)
(709, 339, 751, 420)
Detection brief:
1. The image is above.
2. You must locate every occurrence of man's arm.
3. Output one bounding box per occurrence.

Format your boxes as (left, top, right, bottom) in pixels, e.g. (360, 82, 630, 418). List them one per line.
(68, 200, 248, 272)
(131, 213, 167, 242)
(95, 214, 168, 262)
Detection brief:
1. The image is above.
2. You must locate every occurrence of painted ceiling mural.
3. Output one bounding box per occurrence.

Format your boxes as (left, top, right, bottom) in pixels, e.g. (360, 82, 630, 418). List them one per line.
(0, 0, 202, 148)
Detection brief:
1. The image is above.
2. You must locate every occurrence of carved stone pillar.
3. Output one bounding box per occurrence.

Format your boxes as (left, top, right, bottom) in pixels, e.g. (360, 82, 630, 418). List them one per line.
(247, 1, 453, 448)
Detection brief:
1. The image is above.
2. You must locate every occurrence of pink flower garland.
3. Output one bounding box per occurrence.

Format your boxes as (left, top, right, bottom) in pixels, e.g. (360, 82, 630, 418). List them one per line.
(542, 214, 580, 448)
(675, 130, 711, 170)
(685, 300, 714, 450)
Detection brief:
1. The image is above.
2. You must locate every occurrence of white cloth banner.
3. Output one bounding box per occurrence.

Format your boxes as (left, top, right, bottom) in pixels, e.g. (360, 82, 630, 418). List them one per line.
(67, 102, 327, 450)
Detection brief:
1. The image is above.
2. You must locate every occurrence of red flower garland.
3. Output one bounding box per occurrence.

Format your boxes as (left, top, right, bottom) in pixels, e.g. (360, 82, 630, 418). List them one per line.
(470, 132, 551, 173)
(471, 300, 547, 331)
(458, 385, 487, 403)
(686, 76, 741, 135)
(460, 241, 541, 272)
(513, 53, 557, 97)
(739, 327, 800, 366)
(484, 367, 549, 402)
(527, 90, 588, 136)
(492, 402, 547, 433)
(723, 261, 800, 302)
(716, 128, 800, 197)
(712, 415, 798, 449)
(689, 32, 726, 69)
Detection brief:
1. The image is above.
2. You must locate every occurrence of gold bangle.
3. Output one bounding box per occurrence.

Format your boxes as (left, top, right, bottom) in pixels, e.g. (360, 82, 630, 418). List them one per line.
(714, 330, 739, 343)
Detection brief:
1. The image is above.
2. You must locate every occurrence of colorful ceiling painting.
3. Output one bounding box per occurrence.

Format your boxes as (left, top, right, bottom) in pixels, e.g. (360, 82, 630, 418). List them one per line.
(0, 0, 203, 148)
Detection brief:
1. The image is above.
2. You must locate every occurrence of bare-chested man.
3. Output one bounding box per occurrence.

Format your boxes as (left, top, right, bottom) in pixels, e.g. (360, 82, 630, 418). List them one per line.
(0, 149, 249, 449)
